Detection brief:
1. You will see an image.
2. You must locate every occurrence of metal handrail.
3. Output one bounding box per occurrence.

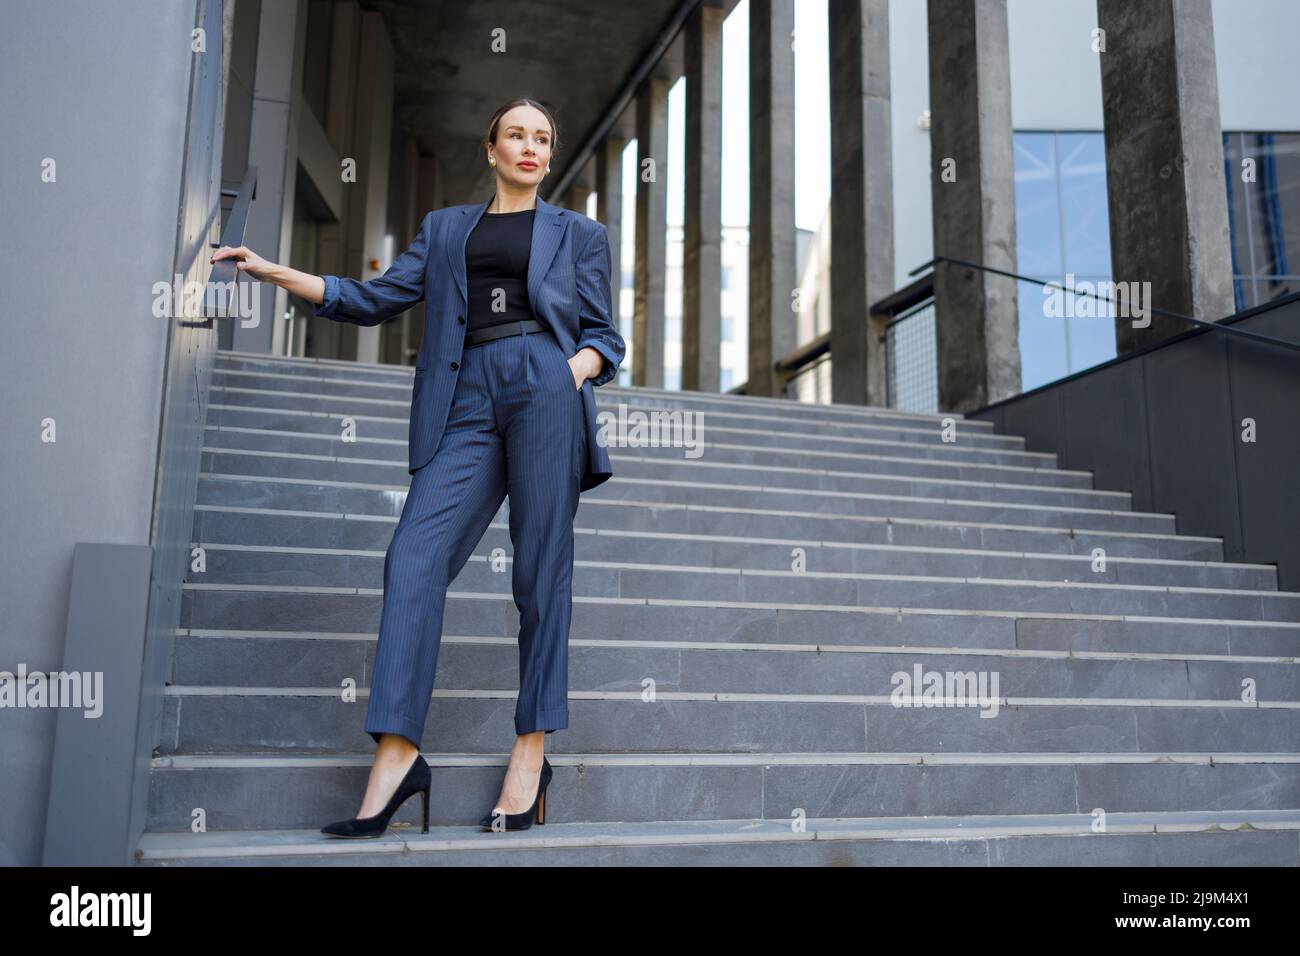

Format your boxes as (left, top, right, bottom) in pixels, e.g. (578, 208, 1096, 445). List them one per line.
(194, 166, 258, 327)
(774, 272, 937, 378)
(910, 254, 1300, 355)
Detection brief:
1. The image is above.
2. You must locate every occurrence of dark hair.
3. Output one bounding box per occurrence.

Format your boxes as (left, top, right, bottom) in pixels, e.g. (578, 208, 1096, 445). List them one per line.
(481, 97, 561, 157)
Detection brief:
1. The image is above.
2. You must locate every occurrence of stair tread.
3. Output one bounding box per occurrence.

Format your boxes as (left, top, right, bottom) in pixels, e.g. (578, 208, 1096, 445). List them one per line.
(135, 807, 1300, 861)
(148, 750, 1300, 767)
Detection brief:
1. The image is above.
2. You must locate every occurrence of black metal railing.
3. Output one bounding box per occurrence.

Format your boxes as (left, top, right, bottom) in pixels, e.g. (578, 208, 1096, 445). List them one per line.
(912, 254, 1300, 356)
(743, 254, 1299, 406)
(197, 165, 258, 327)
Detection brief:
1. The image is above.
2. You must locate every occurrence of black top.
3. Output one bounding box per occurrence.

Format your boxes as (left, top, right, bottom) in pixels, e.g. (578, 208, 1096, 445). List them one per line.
(465, 207, 536, 334)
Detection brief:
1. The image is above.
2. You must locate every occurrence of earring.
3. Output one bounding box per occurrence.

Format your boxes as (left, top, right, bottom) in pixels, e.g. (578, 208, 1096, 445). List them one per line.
(489, 158, 496, 167)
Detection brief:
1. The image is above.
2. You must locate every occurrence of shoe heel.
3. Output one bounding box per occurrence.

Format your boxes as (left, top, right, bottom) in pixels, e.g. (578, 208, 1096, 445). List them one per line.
(320, 750, 432, 839)
(478, 755, 552, 831)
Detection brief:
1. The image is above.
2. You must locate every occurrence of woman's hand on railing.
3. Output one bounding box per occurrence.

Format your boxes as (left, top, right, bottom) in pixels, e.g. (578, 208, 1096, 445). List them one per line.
(210, 245, 276, 280)
(210, 245, 326, 305)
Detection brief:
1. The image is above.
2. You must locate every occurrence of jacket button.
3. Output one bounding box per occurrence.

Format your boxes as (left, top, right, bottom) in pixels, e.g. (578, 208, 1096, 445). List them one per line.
(457, 316, 465, 324)
(450, 361, 458, 370)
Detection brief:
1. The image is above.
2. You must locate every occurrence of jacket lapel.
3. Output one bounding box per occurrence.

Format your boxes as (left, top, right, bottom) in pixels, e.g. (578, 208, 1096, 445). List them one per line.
(447, 192, 568, 317)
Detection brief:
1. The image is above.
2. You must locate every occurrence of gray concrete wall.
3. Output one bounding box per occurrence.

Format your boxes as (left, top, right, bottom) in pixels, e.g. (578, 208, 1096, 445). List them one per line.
(0, 0, 208, 865)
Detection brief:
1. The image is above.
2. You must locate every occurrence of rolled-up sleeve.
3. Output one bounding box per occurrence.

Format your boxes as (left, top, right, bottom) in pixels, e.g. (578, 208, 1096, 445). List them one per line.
(315, 274, 342, 319)
(573, 222, 625, 388)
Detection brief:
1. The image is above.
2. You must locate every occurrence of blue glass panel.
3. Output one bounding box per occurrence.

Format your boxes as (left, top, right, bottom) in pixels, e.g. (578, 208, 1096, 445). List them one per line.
(1223, 132, 1252, 302)
(1018, 278, 1069, 390)
(1061, 281, 1117, 373)
(1013, 133, 1063, 278)
(1057, 133, 1112, 276)
(1252, 132, 1299, 277)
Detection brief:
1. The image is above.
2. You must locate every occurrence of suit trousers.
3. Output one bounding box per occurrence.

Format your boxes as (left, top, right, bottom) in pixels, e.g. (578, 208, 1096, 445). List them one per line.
(364, 322, 586, 747)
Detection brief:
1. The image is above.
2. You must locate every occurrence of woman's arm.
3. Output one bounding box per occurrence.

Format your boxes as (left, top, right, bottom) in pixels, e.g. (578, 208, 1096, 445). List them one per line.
(572, 222, 626, 387)
(210, 211, 434, 327)
(209, 248, 326, 301)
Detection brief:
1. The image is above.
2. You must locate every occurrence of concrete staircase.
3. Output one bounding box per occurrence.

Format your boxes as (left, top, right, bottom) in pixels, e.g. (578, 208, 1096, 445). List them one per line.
(134, 349, 1300, 865)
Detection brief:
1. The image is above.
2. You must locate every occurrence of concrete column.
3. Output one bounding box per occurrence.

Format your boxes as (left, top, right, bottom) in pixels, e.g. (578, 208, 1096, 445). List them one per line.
(1097, 0, 1234, 350)
(346, 11, 396, 365)
(417, 154, 446, 212)
(634, 77, 670, 388)
(596, 136, 626, 368)
(565, 184, 593, 214)
(237, 0, 307, 355)
(387, 134, 423, 367)
(306, 0, 360, 363)
(682, 1, 725, 393)
(748, 0, 797, 397)
(926, 0, 1020, 412)
(828, 0, 894, 407)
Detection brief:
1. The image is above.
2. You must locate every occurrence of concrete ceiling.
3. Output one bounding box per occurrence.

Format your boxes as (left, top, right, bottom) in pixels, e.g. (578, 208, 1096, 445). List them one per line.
(357, 0, 698, 205)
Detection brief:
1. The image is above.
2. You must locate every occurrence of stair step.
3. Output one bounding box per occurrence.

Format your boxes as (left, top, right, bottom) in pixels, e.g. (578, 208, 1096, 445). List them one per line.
(195, 472, 1175, 535)
(179, 588, 1300, 658)
(194, 502, 1226, 562)
(180, 559, 1300, 621)
(143, 751, 1300, 831)
(210, 369, 1024, 446)
(156, 689, 1300, 755)
(184, 532, 1273, 589)
(206, 414, 1089, 488)
(167, 631, 1300, 699)
(200, 444, 1127, 509)
(134, 808, 1300, 866)
(207, 393, 1052, 468)
(215, 350, 997, 432)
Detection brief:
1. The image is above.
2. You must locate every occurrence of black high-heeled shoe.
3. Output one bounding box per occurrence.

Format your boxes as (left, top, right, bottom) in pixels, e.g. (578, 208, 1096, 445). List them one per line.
(321, 750, 431, 838)
(479, 756, 552, 831)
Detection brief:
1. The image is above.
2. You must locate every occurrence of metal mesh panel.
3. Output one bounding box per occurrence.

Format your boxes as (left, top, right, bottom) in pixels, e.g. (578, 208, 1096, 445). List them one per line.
(885, 301, 937, 412)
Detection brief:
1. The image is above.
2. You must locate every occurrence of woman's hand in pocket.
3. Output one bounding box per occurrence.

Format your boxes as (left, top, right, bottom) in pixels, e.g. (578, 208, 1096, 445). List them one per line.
(566, 347, 604, 390)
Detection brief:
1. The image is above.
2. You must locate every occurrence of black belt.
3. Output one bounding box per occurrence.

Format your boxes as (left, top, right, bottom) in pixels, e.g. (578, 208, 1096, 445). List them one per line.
(463, 318, 551, 349)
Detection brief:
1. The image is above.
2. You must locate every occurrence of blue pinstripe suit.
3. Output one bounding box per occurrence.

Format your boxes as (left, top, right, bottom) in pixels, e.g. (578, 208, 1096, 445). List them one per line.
(313, 193, 626, 746)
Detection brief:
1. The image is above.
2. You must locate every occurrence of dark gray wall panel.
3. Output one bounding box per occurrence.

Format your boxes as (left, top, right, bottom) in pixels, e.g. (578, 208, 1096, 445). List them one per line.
(971, 295, 1300, 589)
(1059, 360, 1154, 511)
(1141, 332, 1240, 550)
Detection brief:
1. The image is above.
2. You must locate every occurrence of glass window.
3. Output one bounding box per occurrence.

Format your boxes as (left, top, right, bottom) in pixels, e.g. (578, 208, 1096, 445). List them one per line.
(1012, 128, 1300, 393)
(1057, 133, 1111, 277)
(1223, 131, 1300, 312)
(1013, 133, 1063, 277)
(1013, 131, 1117, 389)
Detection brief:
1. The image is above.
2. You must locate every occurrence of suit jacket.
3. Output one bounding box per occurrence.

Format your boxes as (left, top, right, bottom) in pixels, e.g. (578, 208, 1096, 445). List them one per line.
(314, 193, 626, 492)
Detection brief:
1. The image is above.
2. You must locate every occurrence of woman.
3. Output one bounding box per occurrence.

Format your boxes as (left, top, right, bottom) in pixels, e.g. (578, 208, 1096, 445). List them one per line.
(210, 97, 625, 836)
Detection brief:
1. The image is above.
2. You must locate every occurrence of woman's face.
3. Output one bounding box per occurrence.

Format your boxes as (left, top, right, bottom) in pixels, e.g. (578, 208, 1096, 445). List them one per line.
(488, 104, 553, 189)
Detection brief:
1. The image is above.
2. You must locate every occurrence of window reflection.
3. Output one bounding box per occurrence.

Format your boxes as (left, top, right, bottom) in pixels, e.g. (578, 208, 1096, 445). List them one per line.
(1013, 130, 1300, 390)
